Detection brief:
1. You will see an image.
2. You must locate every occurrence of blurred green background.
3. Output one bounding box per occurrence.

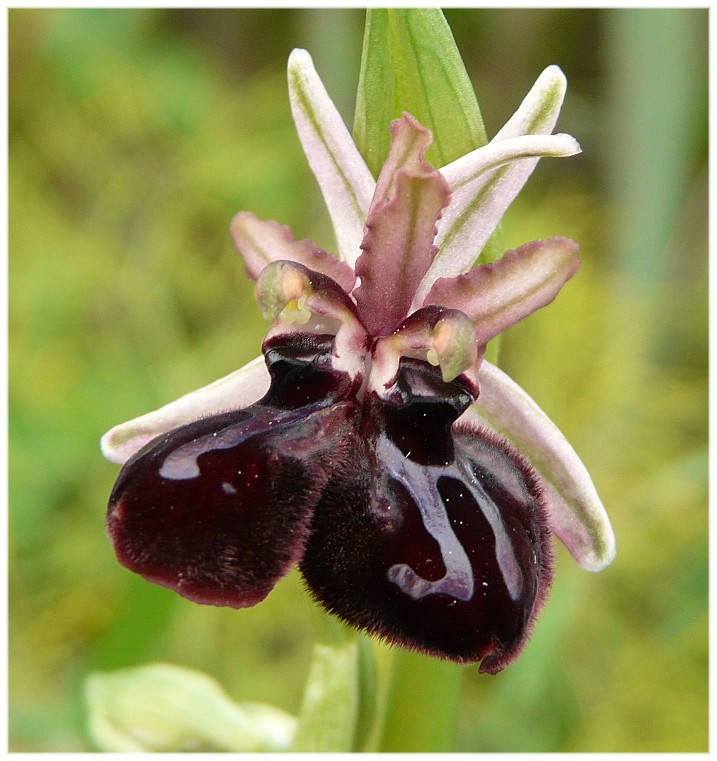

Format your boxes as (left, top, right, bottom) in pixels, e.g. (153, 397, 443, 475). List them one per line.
(9, 7, 707, 752)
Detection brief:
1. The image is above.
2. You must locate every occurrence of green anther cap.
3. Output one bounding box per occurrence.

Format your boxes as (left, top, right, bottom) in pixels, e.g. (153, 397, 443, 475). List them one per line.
(426, 312, 477, 382)
(255, 261, 314, 323)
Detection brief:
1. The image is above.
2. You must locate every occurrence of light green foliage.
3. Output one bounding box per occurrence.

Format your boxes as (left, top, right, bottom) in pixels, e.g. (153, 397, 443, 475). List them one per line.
(9, 7, 707, 752)
(354, 9, 488, 176)
(86, 663, 296, 751)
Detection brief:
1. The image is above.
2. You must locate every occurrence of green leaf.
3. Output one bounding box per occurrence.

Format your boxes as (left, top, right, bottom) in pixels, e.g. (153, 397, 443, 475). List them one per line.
(353, 8, 488, 176)
(84, 663, 296, 752)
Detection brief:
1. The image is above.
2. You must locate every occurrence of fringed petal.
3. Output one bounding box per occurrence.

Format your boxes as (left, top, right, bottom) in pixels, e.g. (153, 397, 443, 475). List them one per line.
(353, 115, 450, 336)
(230, 212, 356, 292)
(422, 237, 580, 347)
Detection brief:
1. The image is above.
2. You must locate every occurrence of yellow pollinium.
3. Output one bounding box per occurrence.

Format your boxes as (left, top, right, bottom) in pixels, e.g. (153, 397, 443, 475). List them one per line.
(256, 262, 314, 323)
(279, 293, 312, 325)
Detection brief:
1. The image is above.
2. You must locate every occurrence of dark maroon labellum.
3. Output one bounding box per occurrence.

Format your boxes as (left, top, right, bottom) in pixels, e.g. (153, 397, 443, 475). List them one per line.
(107, 327, 553, 673)
(299, 359, 553, 674)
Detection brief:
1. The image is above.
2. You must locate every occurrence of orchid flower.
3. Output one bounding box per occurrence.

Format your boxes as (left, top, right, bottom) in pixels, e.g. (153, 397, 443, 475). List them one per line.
(101, 49, 614, 675)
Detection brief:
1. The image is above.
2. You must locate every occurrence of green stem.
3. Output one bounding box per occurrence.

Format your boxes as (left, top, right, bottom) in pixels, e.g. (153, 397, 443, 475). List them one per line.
(289, 607, 359, 752)
(290, 604, 379, 752)
(379, 650, 463, 752)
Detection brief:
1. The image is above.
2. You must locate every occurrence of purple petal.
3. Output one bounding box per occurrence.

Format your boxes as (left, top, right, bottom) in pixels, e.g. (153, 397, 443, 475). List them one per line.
(101, 357, 270, 465)
(423, 237, 580, 347)
(461, 361, 616, 572)
(230, 212, 356, 293)
(353, 115, 450, 337)
(288, 49, 375, 267)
